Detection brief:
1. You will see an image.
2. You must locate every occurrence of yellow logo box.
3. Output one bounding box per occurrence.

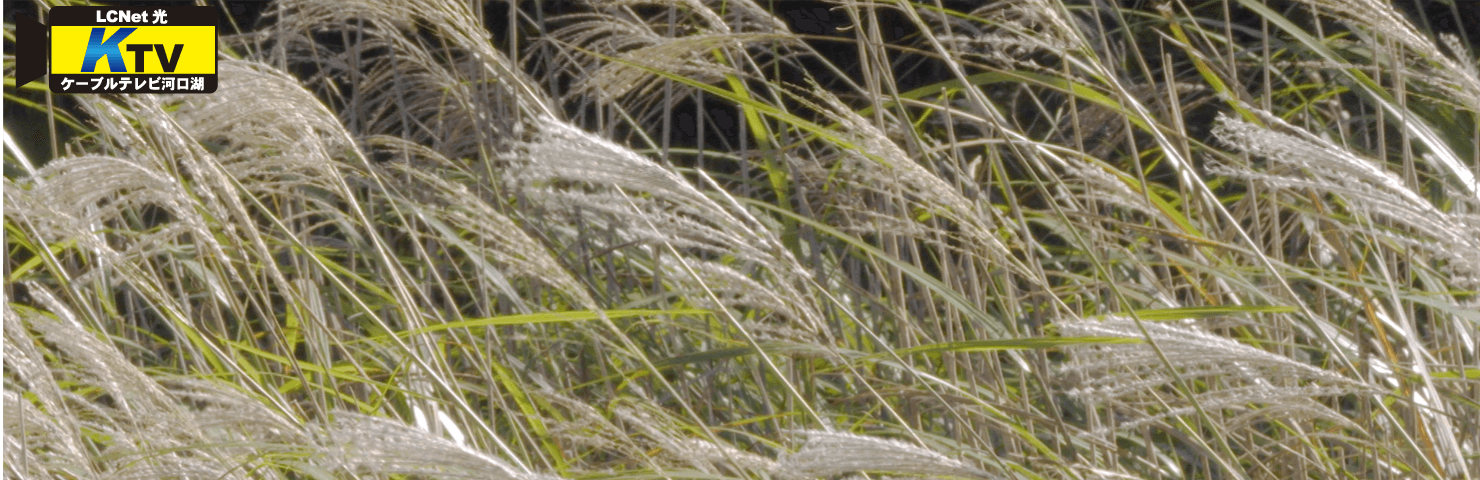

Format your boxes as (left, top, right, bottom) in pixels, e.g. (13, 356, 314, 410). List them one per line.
(14, 6, 218, 93)
(51, 25, 216, 75)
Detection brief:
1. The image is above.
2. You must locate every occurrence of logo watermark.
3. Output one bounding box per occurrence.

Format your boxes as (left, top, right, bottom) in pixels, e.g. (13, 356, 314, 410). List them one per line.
(15, 6, 218, 94)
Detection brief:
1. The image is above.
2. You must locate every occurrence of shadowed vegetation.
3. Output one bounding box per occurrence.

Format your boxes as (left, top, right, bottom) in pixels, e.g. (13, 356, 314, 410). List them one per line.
(4, 0, 1479, 478)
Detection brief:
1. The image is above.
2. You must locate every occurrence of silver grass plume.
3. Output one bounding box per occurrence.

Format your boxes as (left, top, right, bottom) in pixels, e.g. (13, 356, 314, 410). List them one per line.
(930, 1, 1077, 70)
(774, 430, 991, 480)
(3, 88, 236, 293)
(808, 88, 1022, 274)
(541, 0, 794, 111)
(1296, 0, 1480, 118)
(611, 402, 777, 474)
(539, 390, 659, 469)
(581, 32, 789, 102)
(1059, 316, 1376, 432)
(505, 115, 825, 332)
(5, 307, 98, 479)
(371, 140, 595, 308)
(320, 411, 546, 479)
(1279, 0, 1480, 197)
(261, 0, 552, 159)
(1210, 112, 1480, 289)
(4, 294, 308, 480)
(662, 259, 803, 326)
(798, 88, 1032, 341)
(1209, 110, 1476, 474)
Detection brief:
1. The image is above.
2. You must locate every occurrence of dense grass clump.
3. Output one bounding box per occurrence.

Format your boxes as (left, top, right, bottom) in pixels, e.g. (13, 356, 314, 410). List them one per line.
(5, 0, 1478, 478)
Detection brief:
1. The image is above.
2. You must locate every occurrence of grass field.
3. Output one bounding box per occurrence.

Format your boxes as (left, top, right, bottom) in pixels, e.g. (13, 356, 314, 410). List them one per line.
(4, 0, 1479, 478)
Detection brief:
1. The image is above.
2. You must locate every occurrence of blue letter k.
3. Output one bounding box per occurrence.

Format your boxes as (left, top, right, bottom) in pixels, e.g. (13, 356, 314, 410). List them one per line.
(81, 27, 136, 73)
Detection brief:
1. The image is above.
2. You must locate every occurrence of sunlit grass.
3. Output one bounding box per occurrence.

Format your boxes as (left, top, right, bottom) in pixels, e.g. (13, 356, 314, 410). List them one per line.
(5, 0, 1477, 478)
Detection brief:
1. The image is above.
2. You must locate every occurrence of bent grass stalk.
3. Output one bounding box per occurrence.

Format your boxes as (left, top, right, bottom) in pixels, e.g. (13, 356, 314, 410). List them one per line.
(5, 0, 1478, 479)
